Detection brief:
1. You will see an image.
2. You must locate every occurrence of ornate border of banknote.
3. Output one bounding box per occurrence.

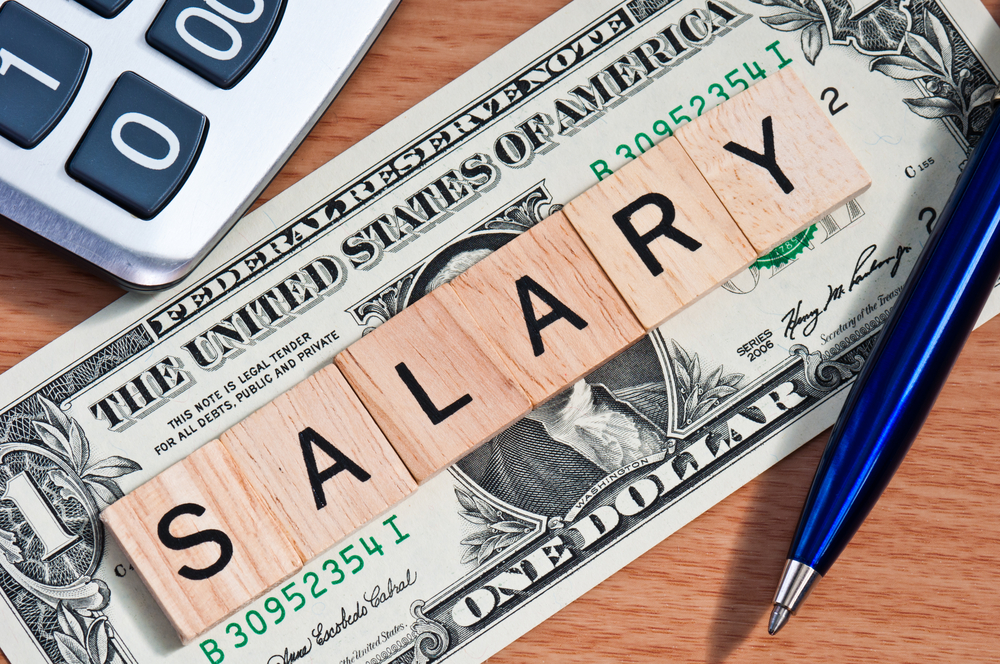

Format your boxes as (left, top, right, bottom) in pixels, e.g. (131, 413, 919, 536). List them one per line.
(1, 0, 999, 662)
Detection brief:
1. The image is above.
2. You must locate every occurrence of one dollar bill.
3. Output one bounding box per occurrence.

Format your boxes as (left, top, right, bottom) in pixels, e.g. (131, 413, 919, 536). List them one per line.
(2, 0, 1000, 663)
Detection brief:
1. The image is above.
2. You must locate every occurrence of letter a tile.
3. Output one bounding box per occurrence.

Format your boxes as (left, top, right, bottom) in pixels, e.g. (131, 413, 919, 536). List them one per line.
(564, 136, 757, 330)
(451, 211, 644, 405)
(674, 67, 871, 253)
(221, 365, 417, 561)
(101, 441, 301, 644)
(336, 284, 531, 482)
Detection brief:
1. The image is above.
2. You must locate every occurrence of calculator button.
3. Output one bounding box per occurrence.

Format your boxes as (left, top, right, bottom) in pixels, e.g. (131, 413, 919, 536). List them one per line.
(73, 0, 133, 19)
(67, 72, 208, 219)
(0, 2, 89, 149)
(147, 0, 285, 89)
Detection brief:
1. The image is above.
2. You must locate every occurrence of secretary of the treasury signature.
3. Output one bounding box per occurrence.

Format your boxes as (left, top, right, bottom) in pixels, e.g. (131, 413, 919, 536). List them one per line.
(782, 244, 911, 340)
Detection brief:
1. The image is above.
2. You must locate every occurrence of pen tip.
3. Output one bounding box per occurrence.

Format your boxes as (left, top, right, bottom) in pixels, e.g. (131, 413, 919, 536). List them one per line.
(768, 605, 790, 635)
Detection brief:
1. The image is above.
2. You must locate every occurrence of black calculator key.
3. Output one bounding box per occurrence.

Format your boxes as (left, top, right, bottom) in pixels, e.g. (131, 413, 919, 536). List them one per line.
(147, 0, 285, 89)
(0, 3, 89, 149)
(67, 72, 208, 219)
(73, 0, 134, 19)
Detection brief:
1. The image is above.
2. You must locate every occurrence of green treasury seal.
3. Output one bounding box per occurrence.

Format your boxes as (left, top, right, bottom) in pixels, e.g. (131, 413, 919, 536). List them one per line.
(755, 225, 816, 270)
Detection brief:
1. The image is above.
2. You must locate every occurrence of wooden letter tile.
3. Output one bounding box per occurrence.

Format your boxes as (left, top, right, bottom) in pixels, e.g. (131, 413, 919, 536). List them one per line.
(674, 66, 871, 252)
(101, 441, 301, 644)
(563, 136, 757, 330)
(335, 284, 531, 482)
(221, 364, 417, 561)
(450, 211, 644, 405)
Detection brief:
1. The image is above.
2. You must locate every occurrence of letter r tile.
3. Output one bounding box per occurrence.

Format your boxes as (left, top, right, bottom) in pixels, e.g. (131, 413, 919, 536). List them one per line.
(674, 67, 871, 253)
(220, 364, 417, 561)
(335, 284, 531, 482)
(564, 136, 756, 331)
(100, 441, 301, 644)
(450, 211, 644, 405)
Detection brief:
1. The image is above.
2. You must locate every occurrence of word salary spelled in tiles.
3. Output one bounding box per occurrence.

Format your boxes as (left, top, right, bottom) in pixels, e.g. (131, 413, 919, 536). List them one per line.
(101, 67, 871, 644)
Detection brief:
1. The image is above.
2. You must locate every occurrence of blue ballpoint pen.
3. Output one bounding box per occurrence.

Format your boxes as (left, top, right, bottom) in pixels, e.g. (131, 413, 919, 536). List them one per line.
(768, 86, 1000, 635)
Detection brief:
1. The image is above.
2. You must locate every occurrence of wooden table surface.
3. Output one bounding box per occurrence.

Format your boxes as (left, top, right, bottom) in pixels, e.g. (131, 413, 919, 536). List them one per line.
(1, 1, 998, 662)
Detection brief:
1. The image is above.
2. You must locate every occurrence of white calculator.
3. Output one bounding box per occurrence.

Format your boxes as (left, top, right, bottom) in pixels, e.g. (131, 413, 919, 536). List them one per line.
(0, 0, 399, 289)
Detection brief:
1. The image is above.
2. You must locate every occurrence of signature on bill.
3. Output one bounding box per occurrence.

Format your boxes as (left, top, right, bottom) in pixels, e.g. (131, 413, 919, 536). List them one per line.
(782, 244, 911, 340)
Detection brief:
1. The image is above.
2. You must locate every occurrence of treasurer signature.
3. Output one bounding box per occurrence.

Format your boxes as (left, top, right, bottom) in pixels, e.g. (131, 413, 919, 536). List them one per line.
(850, 243, 910, 291)
(267, 640, 312, 664)
(782, 244, 911, 340)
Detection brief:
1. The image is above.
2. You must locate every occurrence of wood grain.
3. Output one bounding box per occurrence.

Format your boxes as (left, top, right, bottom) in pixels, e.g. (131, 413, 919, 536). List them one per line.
(451, 211, 645, 405)
(1, 0, 998, 662)
(336, 284, 531, 482)
(675, 67, 872, 253)
(221, 365, 418, 561)
(100, 441, 302, 645)
(564, 136, 757, 330)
